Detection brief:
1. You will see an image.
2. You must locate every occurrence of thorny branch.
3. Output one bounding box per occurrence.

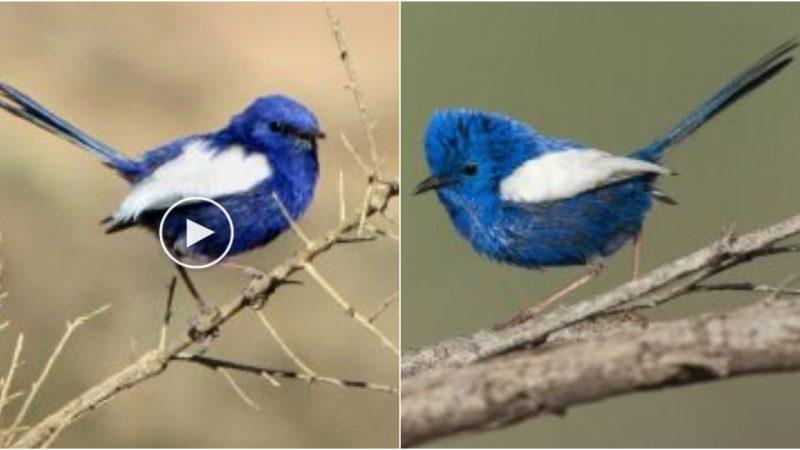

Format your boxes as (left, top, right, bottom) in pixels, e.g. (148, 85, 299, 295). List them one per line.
(12, 149, 397, 450)
(402, 213, 800, 446)
(326, 3, 382, 173)
(9, 7, 398, 448)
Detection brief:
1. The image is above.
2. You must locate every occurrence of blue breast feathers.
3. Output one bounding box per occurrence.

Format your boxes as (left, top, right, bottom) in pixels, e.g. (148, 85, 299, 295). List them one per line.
(111, 94, 322, 260)
(422, 109, 653, 268)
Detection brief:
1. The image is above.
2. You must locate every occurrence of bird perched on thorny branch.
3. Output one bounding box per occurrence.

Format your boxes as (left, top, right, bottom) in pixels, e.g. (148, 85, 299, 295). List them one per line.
(0, 83, 324, 311)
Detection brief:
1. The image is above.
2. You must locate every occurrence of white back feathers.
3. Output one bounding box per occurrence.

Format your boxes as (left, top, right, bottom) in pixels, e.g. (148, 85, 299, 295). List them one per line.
(499, 148, 671, 204)
(113, 140, 271, 221)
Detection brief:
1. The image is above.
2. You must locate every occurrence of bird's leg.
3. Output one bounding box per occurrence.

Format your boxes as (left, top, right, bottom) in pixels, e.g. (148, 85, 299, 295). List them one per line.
(631, 231, 642, 281)
(616, 232, 650, 326)
(497, 260, 604, 329)
(175, 264, 220, 353)
(175, 263, 210, 312)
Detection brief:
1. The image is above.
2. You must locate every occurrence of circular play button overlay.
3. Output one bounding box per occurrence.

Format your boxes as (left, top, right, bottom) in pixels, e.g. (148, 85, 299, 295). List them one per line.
(159, 197, 235, 269)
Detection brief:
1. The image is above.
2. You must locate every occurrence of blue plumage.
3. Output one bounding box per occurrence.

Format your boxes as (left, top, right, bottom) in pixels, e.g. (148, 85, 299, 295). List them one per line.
(0, 85, 323, 262)
(415, 40, 796, 271)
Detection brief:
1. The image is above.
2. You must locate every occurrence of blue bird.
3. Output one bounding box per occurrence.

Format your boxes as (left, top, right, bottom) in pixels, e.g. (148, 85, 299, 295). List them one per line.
(413, 39, 797, 326)
(0, 84, 323, 307)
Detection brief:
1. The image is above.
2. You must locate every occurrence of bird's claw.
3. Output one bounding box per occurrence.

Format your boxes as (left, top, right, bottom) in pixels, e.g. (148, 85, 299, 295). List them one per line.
(188, 306, 221, 343)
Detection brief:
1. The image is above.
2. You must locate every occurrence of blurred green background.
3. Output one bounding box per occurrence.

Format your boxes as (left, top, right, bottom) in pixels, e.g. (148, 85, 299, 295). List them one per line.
(402, 3, 800, 447)
(0, 3, 397, 447)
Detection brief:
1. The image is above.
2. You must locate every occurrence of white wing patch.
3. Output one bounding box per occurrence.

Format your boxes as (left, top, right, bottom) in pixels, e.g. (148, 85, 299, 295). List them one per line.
(113, 140, 271, 221)
(499, 148, 671, 204)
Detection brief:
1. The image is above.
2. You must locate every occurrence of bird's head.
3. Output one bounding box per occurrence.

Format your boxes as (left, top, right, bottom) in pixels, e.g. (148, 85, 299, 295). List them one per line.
(413, 109, 538, 199)
(232, 95, 325, 157)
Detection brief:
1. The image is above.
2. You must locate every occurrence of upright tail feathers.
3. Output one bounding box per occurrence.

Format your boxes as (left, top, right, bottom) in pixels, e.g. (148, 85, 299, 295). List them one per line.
(633, 38, 798, 162)
(0, 82, 138, 177)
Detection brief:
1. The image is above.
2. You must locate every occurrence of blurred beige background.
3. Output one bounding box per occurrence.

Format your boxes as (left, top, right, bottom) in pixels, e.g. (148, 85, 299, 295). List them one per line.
(402, 3, 800, 447)
(0, 3, 398, 447)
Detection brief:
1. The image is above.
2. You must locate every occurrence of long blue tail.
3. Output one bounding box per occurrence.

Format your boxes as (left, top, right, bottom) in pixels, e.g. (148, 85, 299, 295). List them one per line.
(633, 38, 798, 162)
(0, 82, 139, 177)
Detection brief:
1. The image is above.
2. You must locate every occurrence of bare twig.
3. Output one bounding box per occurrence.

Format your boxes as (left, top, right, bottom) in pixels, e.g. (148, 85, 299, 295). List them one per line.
(368, 292, 398, 324)
(12, 178, 397, 449)
(5, 304, 110, 446)
(357, 184, 374, 237)
(176, 354, 397, 394)
(326, 4, 381, 171)
(340, 132, 372, 176)
(0, 334, 23, 426)
(255, 311, 317, 377)
(363, 223, 399, 242)
(272, 193, 312, 248)
(402, 213, 800, 378)
(9, 8, 398, 446)
(339, 168, 347, 224)
(218, 368, 260, 411)
(303, 263, 399, 355)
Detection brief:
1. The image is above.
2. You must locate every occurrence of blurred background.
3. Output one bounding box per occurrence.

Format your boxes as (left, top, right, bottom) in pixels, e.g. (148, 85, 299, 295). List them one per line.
(402, 3, 800, 447)
(0, 3, 397, 447)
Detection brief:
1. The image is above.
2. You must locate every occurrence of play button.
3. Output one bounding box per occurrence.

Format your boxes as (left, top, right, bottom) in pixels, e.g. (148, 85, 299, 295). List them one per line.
(159, 197, 235, 269)
(186, 219, 215, 248)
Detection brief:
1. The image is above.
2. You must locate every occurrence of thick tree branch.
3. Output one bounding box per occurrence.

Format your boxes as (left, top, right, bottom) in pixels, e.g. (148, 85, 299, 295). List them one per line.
(402, 213, 800, 378)
(402, 298, 800, 446)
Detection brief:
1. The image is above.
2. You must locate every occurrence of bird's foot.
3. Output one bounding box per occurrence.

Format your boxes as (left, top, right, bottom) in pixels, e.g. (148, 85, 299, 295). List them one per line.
(188, 306, 222, 351)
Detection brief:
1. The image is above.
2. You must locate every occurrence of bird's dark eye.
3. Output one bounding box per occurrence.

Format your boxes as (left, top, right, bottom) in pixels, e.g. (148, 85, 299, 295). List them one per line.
(269, 121, 287, 134)
(463, 163, 478, 176)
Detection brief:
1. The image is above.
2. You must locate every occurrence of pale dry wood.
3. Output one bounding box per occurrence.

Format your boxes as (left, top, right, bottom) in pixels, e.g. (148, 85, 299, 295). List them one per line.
(368, 292, 398, 324)
(304, 263, 399, 355)
(402, 213, 800, 378)
(273, 186, 398, 357)
(4, 304, 110, 446)
(255, 311, 317, 377)
(217, 368, 260, 411)
(339, 132, 372, 176)
(272, 192, 312, 248)
(339, 169, 347, 224)
(0, 334, 23, 427)
(175, 354, 398, 394)
(10, 8, 398, 446)
(357, 183, 374, 237)
(11, 181, 397, 448)
(325, 3, 381, 170)
(402, 299, 800, 446)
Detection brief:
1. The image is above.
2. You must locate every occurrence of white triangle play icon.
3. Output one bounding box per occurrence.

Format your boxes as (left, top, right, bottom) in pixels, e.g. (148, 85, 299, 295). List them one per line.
(186, 219, 215, 248)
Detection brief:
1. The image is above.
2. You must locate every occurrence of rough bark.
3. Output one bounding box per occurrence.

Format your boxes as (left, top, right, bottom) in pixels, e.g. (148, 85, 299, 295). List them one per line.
(402, 299, 800, 446)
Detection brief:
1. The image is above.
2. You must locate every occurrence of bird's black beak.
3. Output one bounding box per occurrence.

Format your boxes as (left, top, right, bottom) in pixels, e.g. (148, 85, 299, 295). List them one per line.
(316, 130, 326, 139)
(413, 175, 450, 195)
